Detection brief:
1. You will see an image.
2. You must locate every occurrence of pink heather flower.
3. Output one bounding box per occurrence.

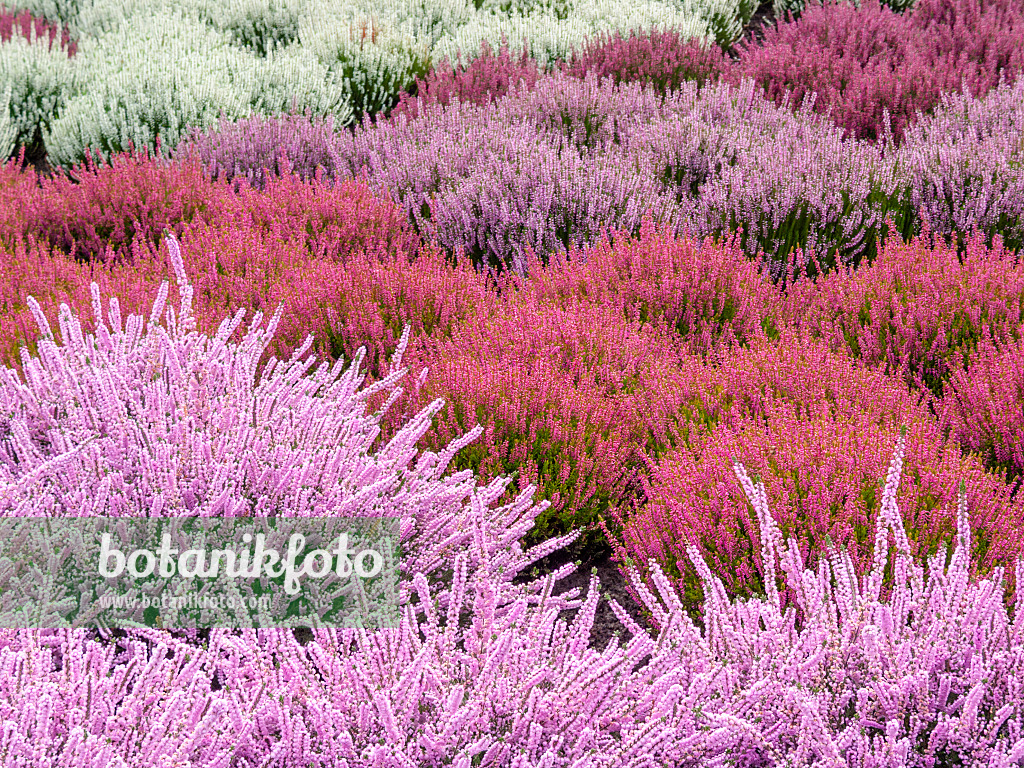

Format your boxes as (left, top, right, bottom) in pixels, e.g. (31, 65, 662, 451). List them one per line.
(0, 233, 568, 592)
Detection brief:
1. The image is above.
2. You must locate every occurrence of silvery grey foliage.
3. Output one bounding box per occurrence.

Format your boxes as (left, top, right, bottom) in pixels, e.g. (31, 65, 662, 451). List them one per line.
(42, 8, 353, 168)
(0, 27, 76, 157)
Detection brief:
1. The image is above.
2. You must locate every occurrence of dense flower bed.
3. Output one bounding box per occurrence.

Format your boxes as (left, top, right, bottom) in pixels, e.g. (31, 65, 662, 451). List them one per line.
(3, 0, 1024, 763)
(1, 241, 1023, 764)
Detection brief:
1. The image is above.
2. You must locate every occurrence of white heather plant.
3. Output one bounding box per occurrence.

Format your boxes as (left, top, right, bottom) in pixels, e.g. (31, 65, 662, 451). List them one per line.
(0, 26, 75, 157)
(42, 8, 353, 167)
(298, 0, 435, 120)
(771, 0, 918, 25)
(430, 0, 712, 72)
(0, 234, 577, 598)
(187, 0, 313, 55)
(0, 84, 17, 160)
(41, 9, 257, 167)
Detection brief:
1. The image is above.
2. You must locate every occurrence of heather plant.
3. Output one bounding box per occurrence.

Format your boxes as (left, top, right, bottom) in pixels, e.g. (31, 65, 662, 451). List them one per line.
(297, 0, 434, 122)
(41, 9, 254, 169)
(2, 433, 1024, 762)
(620, 77, 915, 278)
(430, 0, 711, 73)
(940, 334, 1024, 490)
(499, 67, 668, 153)
(389, 34, 546, 122)
(0, 0, 81, 33)
(0, 83, 13, 160)
(182, 71, 919, 279)
(167, 220, 492, 382)
(29, 436, 1020, 766)
(685, 100, 913, 278)
(0, 22, 75, 160)
(615, 343, 1024, 617)
(194, 159, 420, 264)
(18, 145, 233, 263)
(611, 446, 1024, 764)
(0, 5, 75, 54)
(41, 8, 352, 170)
(519, 218, 784, 357)
(783, 227, 1024, 400)
(0, 629, 243, 766)
(0, 234, 568, 592)
(380, 295, 705, 552)
(896, 76, 1024, 254)
(560, 25, 730, 94)
(15, 143, 418, 264)
(187, 0, 309, 56)
(172, 107, 350, 193)
(772, 0, 918, 23)
(732, 0, 1024, 145)
(425, 124, 681, 276)
(0, 171, 439, 374)
(325, 86, 682, 276)
(0, 150, 40, 247)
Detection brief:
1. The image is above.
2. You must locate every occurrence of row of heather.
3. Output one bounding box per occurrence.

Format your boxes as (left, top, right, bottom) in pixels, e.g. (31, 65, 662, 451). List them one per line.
(111, 66, 1024, 283)
(0, 225, 1022, 764)
(2, 0, 1024, 170)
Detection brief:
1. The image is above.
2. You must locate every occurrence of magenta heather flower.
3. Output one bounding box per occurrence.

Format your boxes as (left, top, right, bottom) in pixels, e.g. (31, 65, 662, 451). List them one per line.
(389, 34, 547, 123)
(612, 330, 1024, 616)
(731, 0, 1024, 144)
(940, 333, 1024, 489)
(782, 226, 1024, 399)
(561, 26, 729, 94)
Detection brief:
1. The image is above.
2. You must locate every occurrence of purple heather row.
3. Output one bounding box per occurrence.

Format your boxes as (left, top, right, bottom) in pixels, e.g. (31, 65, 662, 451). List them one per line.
(175, 66, 1024, 279)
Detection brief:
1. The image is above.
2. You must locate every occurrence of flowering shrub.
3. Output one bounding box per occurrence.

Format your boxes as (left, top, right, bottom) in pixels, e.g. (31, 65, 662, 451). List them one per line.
(0, 150, 38, 242)
(379, 294, 708, 552)
(0, 180, 473, 381)
(518, 218, 783, 356)
(731, 0, 1024, 145)
(0, 19, 75, 160)
(615, 345, 1024, 616)
(326, 76, 682, 276)
(611, 443, 1024, 764)
(2, 433, 1023, 764)
(896, 76, 1024, 254)
(42, 7, 353, 169)
(389, 34, 546, 122)
(621, 77, 913, 278)
(941, 333, 1024, 490)
(11, 144, 418, 264)
(783, 227, 1024, 399)
(172, 107, 351, 193)
(429, 0, 712, 73)
(0, 234, 568, 590)
(15, 146, 229, 262)
(296, 0, 433, 123)
(0, 5, 75, 54)
(560, 25, 729, 94)
(0, 103, 16, 172)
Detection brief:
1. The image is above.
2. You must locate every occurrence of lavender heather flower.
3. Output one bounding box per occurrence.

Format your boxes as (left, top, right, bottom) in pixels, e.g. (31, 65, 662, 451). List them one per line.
(895, 76, 1024, 254)
(0, 233, 564, 590)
